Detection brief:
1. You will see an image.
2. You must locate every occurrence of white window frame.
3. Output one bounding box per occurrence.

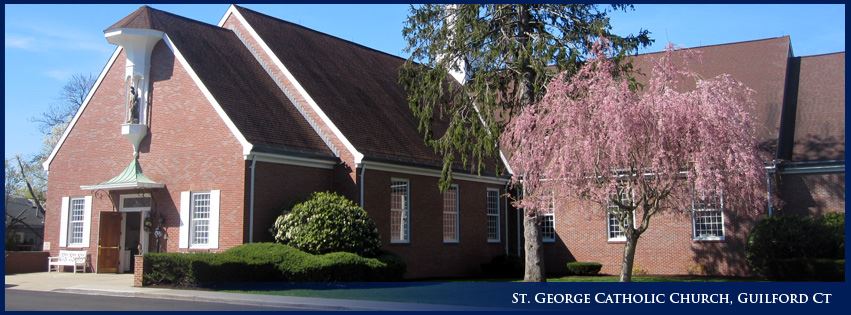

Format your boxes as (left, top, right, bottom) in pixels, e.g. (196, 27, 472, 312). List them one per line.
(119, 193, 152, 212)
(67, 197, 87, 247)
(541, 194, 556, 243)
(606, 185, 634, 242)
(692, 191, 726, 241)
(486, 188, 501, 243)
(179, 190, 219, 250)
(189, 191, 212, 248)
(442, 184, 460, 243)
(390, 178, 410, 244)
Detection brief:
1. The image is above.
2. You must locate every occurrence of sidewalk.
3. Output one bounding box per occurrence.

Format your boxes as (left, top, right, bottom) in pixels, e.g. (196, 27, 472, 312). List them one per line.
(4, 272, 494, 311)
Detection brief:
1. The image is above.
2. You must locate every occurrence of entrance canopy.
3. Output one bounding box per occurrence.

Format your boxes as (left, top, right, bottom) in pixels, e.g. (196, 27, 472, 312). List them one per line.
(80, 159, 164, 190)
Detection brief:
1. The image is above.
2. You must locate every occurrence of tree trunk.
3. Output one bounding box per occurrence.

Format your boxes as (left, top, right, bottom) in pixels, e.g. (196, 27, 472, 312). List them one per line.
(619, 234, 639, 282)
(523, 210, 545, 282)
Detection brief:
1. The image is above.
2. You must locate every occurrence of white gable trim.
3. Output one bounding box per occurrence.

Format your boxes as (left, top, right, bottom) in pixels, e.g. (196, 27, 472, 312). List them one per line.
(246, 152, 337, 170)
(161, 34, 253, 155)
(43, 47, 123, 171)
(362, 160, 509, 185)
(219, 5, 365, 164)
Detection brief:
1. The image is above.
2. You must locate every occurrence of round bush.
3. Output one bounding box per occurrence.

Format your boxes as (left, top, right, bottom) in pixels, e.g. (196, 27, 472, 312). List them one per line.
(747, 213, 844, 278)
(273, 192, 381, 256)
(566, 261, 603, 276)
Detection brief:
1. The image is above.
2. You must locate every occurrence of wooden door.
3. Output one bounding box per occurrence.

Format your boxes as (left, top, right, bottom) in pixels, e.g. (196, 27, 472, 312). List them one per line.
(97, 212, 122, 273)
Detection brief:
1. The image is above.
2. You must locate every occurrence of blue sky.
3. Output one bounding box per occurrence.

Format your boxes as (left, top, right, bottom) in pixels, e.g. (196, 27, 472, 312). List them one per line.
(4, 4, 845, 159)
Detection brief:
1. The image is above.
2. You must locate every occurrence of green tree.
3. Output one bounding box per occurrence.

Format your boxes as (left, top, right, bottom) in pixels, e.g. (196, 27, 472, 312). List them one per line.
(400, 4, 651, 281)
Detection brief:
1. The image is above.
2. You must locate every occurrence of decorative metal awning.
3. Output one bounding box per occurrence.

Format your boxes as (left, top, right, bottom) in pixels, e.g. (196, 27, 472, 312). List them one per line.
(80, 159, 163, 190)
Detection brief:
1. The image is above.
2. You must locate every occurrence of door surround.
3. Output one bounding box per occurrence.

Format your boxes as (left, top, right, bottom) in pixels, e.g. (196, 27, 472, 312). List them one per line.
(118, 193, 152, 273)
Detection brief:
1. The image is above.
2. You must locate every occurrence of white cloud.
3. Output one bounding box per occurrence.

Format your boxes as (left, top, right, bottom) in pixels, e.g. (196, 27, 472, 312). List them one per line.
(4, 34, 35, 50)
(4, 22, 112, 53)
(44, 69, 72, 81)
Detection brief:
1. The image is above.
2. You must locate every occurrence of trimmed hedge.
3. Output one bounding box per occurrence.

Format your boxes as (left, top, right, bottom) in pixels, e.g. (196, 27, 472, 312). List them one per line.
(770, 258, 844, 282)
(481, 255, 524, 277)
(143, 243, 405, 287)
(566, 262, 603, 276)
(273, 192, 381, 256)
(747, 213, 844, 280)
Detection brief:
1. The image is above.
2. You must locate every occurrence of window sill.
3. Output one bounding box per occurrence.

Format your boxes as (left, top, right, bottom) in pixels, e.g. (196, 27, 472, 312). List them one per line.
(607, 238, 627, 243)
(188, 245, 217, 250)
(65, 245, 87, 248)
(443, 240, 460, 244)
(389, 240, 410, 245)
(542, 239, 556, 244)
(487, 239, 501, 244)
(693, 237, 725, 242)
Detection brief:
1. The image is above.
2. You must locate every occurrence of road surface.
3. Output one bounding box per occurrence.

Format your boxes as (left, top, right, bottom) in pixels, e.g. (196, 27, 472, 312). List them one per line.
(5, 289, 302, 311)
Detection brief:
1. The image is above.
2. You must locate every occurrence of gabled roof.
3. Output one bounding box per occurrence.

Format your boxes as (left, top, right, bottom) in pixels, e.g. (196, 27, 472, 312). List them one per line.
(108, 6, 336, 159)
(628, 36, 794, 156)
(787, 52, 845, 161)
(234, 5, 497, 172)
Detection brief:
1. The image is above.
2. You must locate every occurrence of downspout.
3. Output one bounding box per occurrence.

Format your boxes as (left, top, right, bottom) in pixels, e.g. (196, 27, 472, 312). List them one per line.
(248, 155, 257, 243)
(766, 166, 774, 217)
(504, 186, 509, 255)
(359, 164, 367, 208)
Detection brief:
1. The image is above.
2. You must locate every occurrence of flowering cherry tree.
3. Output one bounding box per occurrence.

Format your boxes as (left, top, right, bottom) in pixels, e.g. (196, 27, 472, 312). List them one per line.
(503, 41, 768, 282)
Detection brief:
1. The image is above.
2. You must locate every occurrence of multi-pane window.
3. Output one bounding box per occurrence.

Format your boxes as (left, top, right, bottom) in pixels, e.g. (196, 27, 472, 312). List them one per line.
(190, 192, 211, 246)
(541, 195, 555, 243)
(390, 179, 410, 243)
(486, 189, 500, 242)
(692, 192, 725, 240)
(442, 185, 459, 243)
(607, 186, 632, 241)
(68, 198, 86, 246)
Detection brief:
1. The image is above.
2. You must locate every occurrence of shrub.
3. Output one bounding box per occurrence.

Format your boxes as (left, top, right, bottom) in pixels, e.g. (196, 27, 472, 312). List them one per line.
(273, 192, 381, 256)
(747, 213, 845, 279)
(771, 258, 844, 282)
(565, 262, 603, 276)
(143, 243, 406, 287)
(481, 255, 524, 278)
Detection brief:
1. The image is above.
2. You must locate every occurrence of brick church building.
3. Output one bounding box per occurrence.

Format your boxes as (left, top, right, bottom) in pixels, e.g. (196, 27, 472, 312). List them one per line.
(43, 5, 843, 278)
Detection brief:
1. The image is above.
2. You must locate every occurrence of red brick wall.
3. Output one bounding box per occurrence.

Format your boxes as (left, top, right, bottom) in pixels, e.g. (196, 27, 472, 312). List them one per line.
(5, 251, 50, 274)
(249, 161, 334, 242)
(544, 198, 761, 277)
(362, 169, 508, 278)
(44, 42, 247, 271)
(777, 173, 845, 216)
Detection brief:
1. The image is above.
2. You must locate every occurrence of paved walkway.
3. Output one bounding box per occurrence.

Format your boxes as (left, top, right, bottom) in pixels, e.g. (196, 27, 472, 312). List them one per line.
(4, 272, 493, 311)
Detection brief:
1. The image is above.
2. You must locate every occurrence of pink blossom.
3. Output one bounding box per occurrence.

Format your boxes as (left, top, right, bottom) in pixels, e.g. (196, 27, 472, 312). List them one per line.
(504, 39, 767, 218)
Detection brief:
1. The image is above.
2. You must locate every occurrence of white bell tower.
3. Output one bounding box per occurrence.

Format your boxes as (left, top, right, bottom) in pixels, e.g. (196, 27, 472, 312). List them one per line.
(104, 28, 163, 157)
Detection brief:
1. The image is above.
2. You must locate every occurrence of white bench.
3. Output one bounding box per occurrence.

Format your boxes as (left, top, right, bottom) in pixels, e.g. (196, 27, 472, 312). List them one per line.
(48, 250, 89, 273)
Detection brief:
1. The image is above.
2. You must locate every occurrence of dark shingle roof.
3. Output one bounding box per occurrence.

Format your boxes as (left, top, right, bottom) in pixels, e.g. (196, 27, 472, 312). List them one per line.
(788, 52, 845, 161)
(4, 198, 43, 227)
(628, 36, 793, 157)
(234, 5, 494, 171)
(108, 6, 335, 159)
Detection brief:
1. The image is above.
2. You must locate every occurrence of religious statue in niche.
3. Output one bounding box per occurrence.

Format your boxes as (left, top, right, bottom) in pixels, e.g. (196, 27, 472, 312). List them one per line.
(127, 85, 140, 124)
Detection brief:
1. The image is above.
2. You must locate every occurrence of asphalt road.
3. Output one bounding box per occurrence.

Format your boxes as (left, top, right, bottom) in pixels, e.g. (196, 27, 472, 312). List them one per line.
(4, 289, 300, 311)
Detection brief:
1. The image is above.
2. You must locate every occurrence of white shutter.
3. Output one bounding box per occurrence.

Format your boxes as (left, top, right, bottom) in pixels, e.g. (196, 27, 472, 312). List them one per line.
(81, 196, 93, 247)
(209, 190, 220, 249)
(179, 191, 190, 249)
(59, 197, 69, 247)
